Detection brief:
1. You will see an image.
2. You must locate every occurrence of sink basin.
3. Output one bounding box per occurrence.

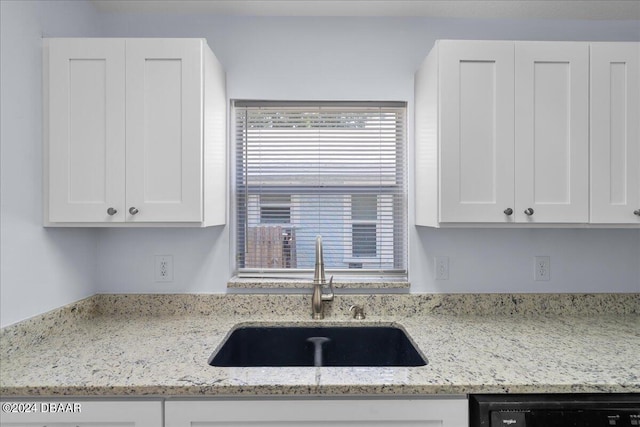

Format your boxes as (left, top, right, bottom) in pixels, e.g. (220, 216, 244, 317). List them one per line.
(208, 325, 427, 367)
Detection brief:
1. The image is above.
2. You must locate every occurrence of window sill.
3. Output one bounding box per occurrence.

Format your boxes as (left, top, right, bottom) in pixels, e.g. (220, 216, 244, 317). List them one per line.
(227, 277, 410, 290)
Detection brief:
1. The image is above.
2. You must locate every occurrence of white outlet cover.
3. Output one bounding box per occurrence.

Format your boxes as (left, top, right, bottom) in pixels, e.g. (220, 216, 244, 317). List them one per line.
(155, 255, 174, 282)
(534, 256, 550, 281)
(434, 256, 449, 280)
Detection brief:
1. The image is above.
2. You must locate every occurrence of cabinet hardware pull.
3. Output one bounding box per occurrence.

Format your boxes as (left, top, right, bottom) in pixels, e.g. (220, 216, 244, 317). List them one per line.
(107, 207, 118, 216)
(524, 208, 534, 216)
(129, 207, 139, 215)
(634, 209, 640, 216)
(503, 208, 513, 216)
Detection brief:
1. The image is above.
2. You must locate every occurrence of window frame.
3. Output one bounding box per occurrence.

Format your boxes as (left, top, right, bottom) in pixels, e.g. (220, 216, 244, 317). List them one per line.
(231, 100, 408, 280)
(343, 195, 383, 266)
(258, 195, 293, 225)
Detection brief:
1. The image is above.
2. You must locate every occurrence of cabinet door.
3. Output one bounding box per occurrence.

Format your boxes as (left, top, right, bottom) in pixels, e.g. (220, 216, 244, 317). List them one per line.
(590, 42, 640, 224)
(515, 42, 589, 223)
(165, 399, 468, 427)
(125, 39, 204, 222)
(48, 39, 126, 223)
(0, 400, 161, 426)
(439, 41, 515, 223)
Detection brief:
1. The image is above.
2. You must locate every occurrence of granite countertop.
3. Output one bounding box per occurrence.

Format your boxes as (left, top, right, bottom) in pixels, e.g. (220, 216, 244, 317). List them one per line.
(1, 293, 639, 397)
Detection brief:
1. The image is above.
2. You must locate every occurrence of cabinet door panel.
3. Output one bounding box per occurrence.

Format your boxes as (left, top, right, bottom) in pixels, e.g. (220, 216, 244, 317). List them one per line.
(515, 42, 589, 223)
(590, 42, 640, 224)
(125, 39, 203, 222)
(165, 399, 468, 427)
(48, 39, 125, 222)
(0, 400, 161, 426)
(439, 41, 515, 223)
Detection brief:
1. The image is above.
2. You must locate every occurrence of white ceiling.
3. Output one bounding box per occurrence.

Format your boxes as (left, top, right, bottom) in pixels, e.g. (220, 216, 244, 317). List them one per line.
(90, 0, 640, 20)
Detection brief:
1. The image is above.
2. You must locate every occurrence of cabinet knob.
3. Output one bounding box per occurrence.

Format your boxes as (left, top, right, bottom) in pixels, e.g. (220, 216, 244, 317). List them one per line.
(107, 207, 118, 216)
(129, 207, 139, 215)
(503, 208, 513, 216)
(634, 209, 640, 216)
(524, 208, 534, 216)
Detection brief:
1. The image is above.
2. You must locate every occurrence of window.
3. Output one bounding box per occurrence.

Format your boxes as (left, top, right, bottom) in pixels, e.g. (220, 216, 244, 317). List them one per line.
(350, 195, 378, 259)
(259, 195, 291, 224)
(234, 101, 407, 278)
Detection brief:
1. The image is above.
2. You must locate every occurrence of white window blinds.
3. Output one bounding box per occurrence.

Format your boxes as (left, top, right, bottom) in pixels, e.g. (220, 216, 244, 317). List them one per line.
(234, 101, 407, 278)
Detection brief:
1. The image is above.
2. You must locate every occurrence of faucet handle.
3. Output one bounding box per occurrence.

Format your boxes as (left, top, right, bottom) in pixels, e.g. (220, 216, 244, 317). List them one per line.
(321, 276, 334, 302)
(349, 305, 366, 320)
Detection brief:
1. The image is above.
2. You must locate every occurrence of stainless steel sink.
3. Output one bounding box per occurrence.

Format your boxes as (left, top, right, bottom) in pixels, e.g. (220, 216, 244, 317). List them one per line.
(208, 325, 427, 367)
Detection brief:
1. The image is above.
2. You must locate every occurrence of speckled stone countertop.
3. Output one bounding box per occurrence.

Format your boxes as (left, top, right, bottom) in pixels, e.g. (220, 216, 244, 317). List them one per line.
(1, 293, 638, 397)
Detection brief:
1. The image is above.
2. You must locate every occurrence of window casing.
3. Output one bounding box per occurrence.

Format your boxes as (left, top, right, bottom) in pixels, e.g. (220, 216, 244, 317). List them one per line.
(234, 101, 407, 279)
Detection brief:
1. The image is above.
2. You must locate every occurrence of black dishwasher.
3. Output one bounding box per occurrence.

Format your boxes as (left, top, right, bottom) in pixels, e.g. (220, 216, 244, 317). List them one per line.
(470, 394, 640, 426)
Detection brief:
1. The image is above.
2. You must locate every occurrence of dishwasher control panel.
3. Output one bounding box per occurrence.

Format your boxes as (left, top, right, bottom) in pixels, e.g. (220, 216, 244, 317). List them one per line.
(471, 394, 640, 427)
(491, 410, 639, 426)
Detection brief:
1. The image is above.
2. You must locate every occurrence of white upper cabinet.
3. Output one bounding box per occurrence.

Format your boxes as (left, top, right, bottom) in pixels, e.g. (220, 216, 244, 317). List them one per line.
(438, 41, 515, 223)
(416, 39, 637, 227)
(590, 42, 640, 224)
(45, 38, 226, 227)
(515, 42, 589, 224)
(125, 39, 204, 223)
(48, 39, 126, 223)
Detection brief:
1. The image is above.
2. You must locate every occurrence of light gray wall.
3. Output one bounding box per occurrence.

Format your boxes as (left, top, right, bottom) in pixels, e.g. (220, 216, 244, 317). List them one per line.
(1, 3, 638, 327)
(0, 0, 105, 326)
(95, 13, 640, 294)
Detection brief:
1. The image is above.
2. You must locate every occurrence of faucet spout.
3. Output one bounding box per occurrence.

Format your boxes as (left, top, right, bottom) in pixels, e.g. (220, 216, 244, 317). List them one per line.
(312, 235, 334, 319)
(314, 235, 326, 285)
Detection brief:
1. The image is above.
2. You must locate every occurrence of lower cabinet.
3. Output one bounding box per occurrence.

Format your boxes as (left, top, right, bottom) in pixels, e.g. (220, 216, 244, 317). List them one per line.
(1, 397, 468, 427)
(0, 400, 161, 427)
(165, 398, 468, 427)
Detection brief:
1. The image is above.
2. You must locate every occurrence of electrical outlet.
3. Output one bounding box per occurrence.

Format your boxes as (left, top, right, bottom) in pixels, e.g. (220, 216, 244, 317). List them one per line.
(434, 256, 449, 280)
(155, 255, 173, 282)
(534, 256, 550, 281)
